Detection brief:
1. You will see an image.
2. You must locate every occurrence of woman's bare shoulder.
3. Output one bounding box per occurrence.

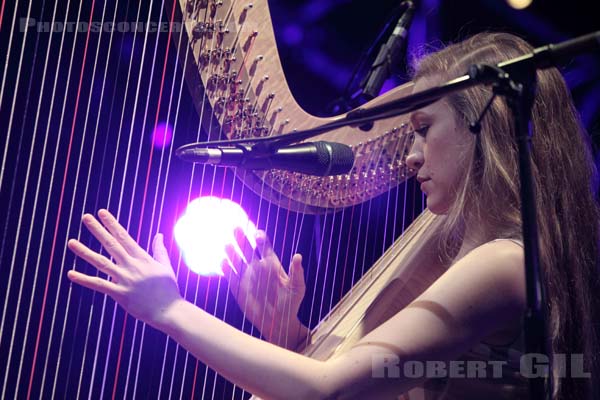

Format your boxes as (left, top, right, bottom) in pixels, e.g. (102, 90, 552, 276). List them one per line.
(354, 238, 526, 356)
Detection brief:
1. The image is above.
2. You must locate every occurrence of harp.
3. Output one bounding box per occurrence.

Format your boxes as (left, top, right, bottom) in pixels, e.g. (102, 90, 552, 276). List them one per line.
(0, 0, 446, 398)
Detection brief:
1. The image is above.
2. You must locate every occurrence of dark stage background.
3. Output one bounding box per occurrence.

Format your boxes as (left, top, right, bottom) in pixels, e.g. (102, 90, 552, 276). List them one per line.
(0, 1, 598, 399)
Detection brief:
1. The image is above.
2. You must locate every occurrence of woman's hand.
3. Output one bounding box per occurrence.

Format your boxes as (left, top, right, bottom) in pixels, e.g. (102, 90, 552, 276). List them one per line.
(222, 228, 309, 350)
(67, 209, 182, 328)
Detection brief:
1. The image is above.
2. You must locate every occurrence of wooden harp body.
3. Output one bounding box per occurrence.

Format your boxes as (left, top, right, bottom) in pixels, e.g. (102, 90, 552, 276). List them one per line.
(178, 0, 418, 213)
(177, 1, 448, 397)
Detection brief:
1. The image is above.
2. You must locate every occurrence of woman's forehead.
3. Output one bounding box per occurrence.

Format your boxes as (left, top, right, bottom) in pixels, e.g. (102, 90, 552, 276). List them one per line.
(410, 76, 450, 119)
(412, 76, 440, 92)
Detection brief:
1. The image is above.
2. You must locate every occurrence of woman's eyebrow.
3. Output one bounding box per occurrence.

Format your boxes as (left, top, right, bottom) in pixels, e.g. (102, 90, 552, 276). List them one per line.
(409, 110, 430, 123)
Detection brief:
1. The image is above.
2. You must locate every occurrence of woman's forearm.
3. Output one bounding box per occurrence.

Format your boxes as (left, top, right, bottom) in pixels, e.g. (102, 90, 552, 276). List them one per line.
(155, 299, 327, 400)
(264, 318, 310, 351)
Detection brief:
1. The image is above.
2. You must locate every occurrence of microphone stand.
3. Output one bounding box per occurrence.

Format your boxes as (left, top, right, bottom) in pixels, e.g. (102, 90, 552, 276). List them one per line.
(470, 62, 549, 400)
(176, 31, 600, 398)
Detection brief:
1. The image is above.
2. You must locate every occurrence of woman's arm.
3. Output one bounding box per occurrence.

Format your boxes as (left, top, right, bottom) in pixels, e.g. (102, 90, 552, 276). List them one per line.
(67, 210, 526, 399)
(156, 298, 327, 399)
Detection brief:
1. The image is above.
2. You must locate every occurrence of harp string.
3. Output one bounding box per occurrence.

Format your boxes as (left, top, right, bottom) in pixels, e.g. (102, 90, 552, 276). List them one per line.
(232, 168, 284, 399)
(308, 209, 332, 327)
(146, 12, 195, 400)
(120, 0, 174, 394)
(360, 141, 390, 277)
(101, 0, 161, 396)
(19, 0, 97, 397)
(328, 207, 347, 313)
(346, 129, 397, 307)
(0, 0, 37, 381)
(0, 0, 6, 31)
(145, 2, 216, 396)
(44, 0, 116, 397)
(75, 0, 164, 396)
(333, 127, 410, 346)
(337, 206, 355, 304)
(193, 4, 246, 397)
(278, 198, 305, 349)
(173, 155, 206, 400)
(89, 2, 149, 396)
(128, 1, 191, 396)
(0, 0, 41, 394)
(190, 7, 245, 396)
(0, 0, 28, 193)
(323, 208, 344, 323)
(206, 167, 240, 399)
(0, 0, 419, 398)
(70, 1, 132, 396)
(381, 133, 402, 253)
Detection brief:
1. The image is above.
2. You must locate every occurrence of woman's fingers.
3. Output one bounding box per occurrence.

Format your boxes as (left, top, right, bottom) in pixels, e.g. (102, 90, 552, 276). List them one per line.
(255, 230, 274, 258)
(152, 233, 170, 266)
(68, 239, 123, 280)
(224, 243, 247, 276)
(81, 213, 130, 263)
(288, 254, 305, 291)
(97, 209, 147, 259)
(222, 260, 240, 291)
(67, 269, 121, 297)
(234, 227, 255, 264)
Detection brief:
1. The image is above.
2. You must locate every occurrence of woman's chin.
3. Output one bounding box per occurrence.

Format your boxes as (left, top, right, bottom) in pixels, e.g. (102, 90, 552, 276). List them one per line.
(425, 197, 450, 215)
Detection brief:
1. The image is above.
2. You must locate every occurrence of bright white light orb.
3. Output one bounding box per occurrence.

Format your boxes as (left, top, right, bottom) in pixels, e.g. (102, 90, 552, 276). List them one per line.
(506, 0, 532, 10)
(174, 196, 257, 276)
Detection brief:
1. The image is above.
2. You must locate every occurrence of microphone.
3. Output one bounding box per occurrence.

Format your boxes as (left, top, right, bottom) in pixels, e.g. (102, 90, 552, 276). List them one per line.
(360, 0, 417, 100)
(176, 141, 355, 176)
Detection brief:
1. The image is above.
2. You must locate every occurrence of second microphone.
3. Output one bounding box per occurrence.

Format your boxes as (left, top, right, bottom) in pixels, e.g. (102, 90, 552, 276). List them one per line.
(176, 141, 355, 176)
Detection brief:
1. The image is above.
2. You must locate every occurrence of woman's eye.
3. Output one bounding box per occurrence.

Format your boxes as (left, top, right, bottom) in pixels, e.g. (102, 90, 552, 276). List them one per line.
(415, 125, 429, 137)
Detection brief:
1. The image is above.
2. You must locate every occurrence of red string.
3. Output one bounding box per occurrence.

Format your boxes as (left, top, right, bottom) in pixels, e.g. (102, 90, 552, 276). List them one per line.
(110, 0, 178, 398)
(26, 1, 97, 398)
(0, 0, 5, 32)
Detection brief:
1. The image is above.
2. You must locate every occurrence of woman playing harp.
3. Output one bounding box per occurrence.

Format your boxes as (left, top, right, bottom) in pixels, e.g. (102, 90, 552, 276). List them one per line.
(66, 32, 600, 399)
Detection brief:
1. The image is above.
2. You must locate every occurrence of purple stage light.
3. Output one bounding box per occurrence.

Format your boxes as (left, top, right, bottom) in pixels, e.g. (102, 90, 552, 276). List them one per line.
(152, 121, 173, 149)
(174, 196, 257, 276)
(282, 24, 303, 45)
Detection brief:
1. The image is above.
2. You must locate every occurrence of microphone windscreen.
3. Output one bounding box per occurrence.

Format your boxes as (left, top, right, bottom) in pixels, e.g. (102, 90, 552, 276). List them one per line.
(326, 141, 355, 175)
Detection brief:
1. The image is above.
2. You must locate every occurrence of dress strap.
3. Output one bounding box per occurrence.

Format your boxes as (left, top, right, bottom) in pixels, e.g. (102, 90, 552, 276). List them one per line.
(488, 238, 523, 247)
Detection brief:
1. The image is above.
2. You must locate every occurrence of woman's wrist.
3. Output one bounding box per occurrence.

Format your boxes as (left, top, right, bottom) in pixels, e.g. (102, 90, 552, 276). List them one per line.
(151, 297, 190, 333)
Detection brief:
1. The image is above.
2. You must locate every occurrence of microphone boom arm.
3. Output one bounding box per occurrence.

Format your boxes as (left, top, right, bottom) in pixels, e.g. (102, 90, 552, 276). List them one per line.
(176, 31, 600, 153)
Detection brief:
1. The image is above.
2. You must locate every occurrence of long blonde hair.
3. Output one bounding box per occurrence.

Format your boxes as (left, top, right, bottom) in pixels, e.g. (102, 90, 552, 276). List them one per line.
(412, 32, 600, 399)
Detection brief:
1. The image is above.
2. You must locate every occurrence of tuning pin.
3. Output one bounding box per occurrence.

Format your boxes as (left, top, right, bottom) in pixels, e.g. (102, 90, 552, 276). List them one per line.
(239, 3, 253, 23)
(192, 22, 205, 40)
(207, 74, 220, 91)
(186, 0, 195, 15)
(199, 51, 210, 66)
(214, 97, 226, 114)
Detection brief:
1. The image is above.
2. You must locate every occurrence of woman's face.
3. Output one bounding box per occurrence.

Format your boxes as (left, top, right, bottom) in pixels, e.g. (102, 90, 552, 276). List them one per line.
(405, 76, 472, 215)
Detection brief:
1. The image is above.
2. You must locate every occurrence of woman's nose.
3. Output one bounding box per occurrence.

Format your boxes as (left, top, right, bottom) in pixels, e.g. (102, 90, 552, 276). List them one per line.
(406, 140, 424, 171)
